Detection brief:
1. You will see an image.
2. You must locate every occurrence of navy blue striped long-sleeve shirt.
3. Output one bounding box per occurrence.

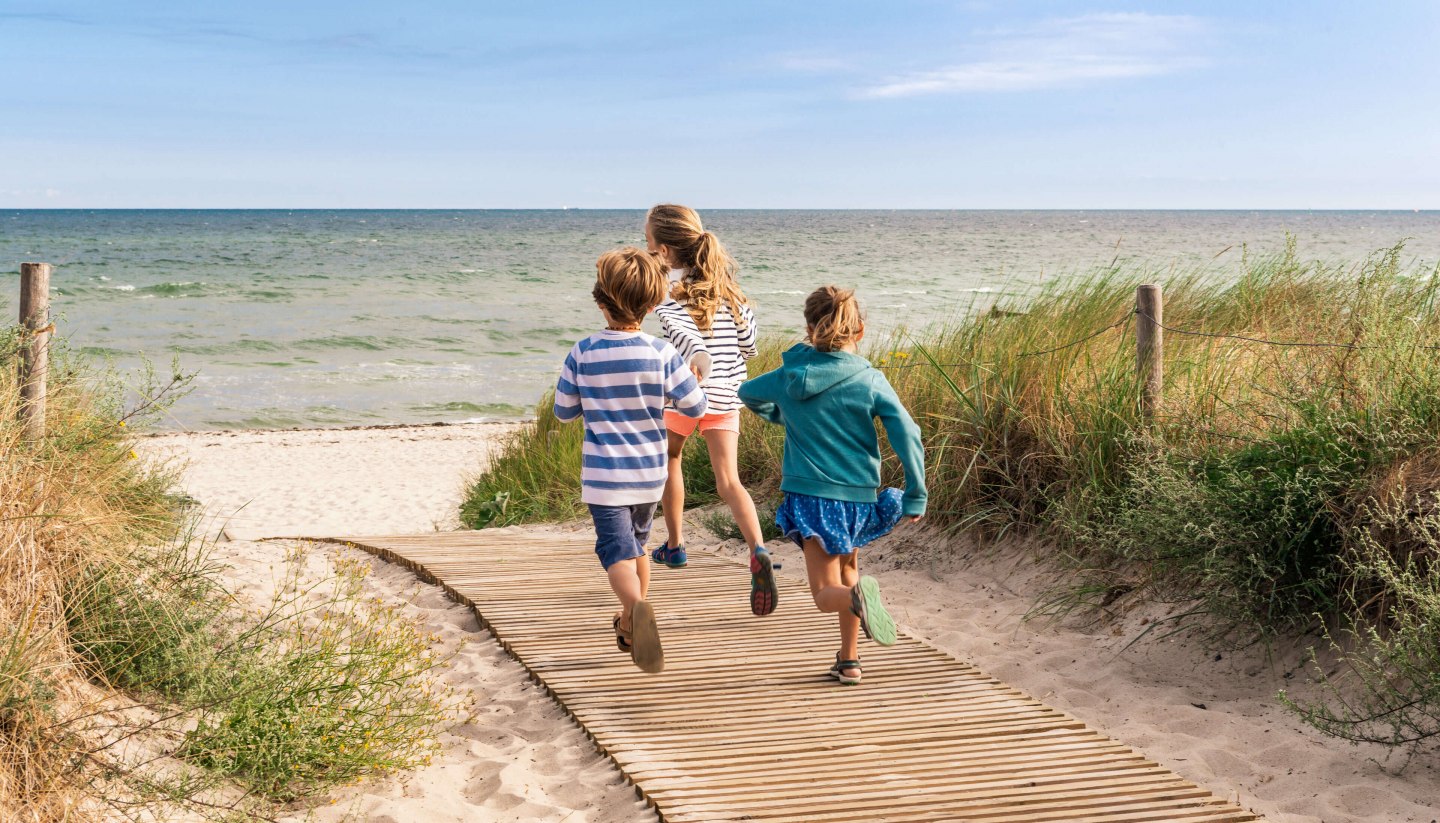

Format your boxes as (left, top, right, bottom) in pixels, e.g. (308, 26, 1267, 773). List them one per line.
(554, 330, 707, 505)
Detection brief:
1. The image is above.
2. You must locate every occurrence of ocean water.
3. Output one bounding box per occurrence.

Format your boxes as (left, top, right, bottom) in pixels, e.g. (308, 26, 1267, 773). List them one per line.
(3, 209, 1437, 430)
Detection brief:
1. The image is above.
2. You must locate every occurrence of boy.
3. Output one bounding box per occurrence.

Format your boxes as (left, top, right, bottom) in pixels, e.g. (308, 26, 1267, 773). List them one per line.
(553, 247, 707, 673)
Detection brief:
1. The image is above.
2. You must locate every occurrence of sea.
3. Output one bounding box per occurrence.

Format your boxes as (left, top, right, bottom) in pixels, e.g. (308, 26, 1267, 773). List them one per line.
(3, 210, 1437, 431)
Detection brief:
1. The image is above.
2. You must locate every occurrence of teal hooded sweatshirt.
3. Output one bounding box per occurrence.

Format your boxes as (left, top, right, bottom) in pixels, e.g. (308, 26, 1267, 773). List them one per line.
(738, 343, 927, 516)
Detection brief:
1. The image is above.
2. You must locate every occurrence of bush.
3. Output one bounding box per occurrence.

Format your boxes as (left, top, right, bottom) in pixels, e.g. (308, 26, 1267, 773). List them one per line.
(3, 326, 458, 818)
(699, 499, 785, 544)
(1282, 490, 1440, 762)
(179, 552, 455, 800)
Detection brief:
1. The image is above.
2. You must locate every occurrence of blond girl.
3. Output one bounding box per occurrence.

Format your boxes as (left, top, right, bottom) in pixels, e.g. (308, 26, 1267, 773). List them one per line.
(645, 204, 777, 616)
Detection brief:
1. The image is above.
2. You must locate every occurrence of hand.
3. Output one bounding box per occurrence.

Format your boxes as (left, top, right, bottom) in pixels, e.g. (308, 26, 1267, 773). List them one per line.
(690, 364, 704, 381)
(905, 515, 924, 524)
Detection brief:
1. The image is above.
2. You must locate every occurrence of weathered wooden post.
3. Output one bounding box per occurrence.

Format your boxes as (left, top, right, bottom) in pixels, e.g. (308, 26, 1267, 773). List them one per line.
(1135, 284, 1163, 423)
(19, 262, 52, 442)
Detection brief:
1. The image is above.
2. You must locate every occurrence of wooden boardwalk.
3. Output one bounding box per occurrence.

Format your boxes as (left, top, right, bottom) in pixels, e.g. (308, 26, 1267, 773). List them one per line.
(323, 530, 1263, 823)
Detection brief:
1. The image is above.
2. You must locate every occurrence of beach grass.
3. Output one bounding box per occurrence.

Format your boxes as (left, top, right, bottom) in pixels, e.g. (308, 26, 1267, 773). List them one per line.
(464, 239, 1440, 757)
(1, 337, 461, 819)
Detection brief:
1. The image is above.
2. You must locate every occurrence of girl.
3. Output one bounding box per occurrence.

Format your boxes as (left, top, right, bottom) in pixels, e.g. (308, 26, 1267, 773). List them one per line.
(644, 204, 778, 617)
(737, 286, 927, 685)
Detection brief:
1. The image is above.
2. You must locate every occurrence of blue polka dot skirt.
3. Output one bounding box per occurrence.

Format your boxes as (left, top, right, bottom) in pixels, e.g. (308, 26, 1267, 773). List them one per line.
(774, 487, 905, 556)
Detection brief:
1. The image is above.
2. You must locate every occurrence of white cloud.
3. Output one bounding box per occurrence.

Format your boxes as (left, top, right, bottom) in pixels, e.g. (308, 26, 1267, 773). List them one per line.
(860, 13, 1209, 98)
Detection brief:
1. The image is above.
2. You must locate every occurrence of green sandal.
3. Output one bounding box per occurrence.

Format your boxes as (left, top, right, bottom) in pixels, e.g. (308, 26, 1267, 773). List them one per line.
(850, 576, 897, 646)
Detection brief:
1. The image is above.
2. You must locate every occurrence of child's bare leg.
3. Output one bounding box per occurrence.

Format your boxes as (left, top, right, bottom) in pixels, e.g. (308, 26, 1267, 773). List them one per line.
(802, 539, 862, 667)
(702, 429, 766, 547)
(839, 553, 861, 661)
(607, 558, 644, 631)
(661, 431, 688, 548)
(802, 538, 852, 612)
(637, 545, 651, 600)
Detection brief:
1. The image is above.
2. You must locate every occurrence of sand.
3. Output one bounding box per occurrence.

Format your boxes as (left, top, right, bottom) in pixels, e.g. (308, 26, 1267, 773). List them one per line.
(139, 423, 1440, 823)
(139, 424, 654, 823)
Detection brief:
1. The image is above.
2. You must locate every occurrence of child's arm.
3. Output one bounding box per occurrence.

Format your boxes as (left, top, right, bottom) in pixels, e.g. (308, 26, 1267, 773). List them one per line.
(736, 304, 759, 361)
(662, 348, 708, 419)
(737, 370, 784, 424)
(656, 301, 711, 379)
(553, 347, 583, 423)
(872, 372, 927, 517)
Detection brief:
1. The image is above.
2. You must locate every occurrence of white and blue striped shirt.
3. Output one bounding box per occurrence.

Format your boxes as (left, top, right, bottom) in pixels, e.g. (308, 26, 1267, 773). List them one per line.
(654, 298, 758, 414)
(554, 330, 707, 506)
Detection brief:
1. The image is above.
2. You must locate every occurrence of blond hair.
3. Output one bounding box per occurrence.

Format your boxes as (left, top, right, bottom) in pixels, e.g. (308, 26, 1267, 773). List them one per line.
(646, 204, 750, 332)
(593, 248, 668, 325)
(804, 286, 864, 352)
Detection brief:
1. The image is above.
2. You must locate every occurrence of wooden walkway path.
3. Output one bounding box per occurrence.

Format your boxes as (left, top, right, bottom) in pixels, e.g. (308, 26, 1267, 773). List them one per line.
(323, 529, 1263, 823)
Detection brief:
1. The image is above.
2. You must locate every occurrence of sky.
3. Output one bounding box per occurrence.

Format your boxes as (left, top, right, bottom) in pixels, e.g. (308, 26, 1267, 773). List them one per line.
(3, 1, 1438, 209)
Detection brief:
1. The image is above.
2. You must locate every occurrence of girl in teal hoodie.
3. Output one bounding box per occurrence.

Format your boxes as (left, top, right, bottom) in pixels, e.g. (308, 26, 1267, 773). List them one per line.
(738, 286, 926, 686)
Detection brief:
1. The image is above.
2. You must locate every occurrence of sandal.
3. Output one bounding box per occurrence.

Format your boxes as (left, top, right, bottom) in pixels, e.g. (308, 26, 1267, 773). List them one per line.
(651, 545, 688, 568)
(629, 600, 665, 673)
(850, 576, 897, 646)
(829, 652, 863, 686)
(612, 615, 632, 653)
(750, 546, 778, 617)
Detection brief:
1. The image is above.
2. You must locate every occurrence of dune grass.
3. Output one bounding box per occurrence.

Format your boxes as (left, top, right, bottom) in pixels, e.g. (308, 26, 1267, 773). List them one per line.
(1, 333, 461, 819)
(463, 238, 1440, 757)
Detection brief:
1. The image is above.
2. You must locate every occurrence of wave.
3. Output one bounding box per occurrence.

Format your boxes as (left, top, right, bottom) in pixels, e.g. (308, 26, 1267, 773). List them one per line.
(293, 335, 414, 352)
(408, 401, 528, 416)
(138, 281, 212, 297)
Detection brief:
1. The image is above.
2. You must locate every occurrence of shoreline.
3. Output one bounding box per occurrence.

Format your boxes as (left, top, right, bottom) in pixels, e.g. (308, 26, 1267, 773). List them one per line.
(138, 418, 532, 437)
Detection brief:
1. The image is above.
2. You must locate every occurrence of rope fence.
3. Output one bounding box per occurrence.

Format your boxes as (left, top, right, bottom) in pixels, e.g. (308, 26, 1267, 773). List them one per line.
(878, 284, 1440, 422)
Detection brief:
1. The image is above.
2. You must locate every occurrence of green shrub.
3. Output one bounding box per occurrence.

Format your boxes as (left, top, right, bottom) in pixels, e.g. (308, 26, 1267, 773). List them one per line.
(66, 534, 226, 697)
(180, 552, 454, 800)
(1056, 404, 1435, 644)
(1282, 490, 1440, 761)
(699, 499, 784, 544)
(62, 521, 459, 806)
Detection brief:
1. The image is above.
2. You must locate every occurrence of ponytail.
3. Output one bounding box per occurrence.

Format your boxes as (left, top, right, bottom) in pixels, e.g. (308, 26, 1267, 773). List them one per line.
(647, 205, 750, 333)
(804, 286, 864, 352)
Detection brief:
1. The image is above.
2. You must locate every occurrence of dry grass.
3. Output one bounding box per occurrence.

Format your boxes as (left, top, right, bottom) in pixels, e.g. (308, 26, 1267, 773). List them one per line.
(2, 333, 462, 820)
(1, 329, 179, 820)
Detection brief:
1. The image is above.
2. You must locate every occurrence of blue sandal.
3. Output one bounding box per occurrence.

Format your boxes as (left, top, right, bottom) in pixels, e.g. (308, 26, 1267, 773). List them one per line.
(652, 545, 687, 568)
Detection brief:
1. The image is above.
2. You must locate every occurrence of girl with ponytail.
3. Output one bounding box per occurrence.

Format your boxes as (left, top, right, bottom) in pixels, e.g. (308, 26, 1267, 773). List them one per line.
(645, 204, 778, 616)
(738, 286, 927, 685)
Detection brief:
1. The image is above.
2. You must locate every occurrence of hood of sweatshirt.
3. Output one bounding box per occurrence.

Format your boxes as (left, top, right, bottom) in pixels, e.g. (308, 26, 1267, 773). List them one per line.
(781, 343, 871, 400)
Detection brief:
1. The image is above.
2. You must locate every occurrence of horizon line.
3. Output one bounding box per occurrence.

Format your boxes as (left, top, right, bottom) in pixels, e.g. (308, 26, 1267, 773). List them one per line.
(5, 206, 1438, 213)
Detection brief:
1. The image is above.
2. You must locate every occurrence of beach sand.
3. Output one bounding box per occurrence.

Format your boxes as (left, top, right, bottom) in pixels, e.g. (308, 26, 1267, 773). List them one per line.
(139, 424, 1440, 823)
(140, 424, 655, 823)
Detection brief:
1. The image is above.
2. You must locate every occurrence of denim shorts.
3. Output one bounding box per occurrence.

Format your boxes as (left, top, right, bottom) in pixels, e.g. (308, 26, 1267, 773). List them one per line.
(588, 502, 657, 569)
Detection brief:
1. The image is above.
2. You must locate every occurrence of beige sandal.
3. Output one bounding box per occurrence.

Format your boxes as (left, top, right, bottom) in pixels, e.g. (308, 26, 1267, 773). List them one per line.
(629, 600, 664, 673)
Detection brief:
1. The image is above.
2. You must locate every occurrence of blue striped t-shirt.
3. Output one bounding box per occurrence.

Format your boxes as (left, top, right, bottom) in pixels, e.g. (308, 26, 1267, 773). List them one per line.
(554, 330, 707, 506)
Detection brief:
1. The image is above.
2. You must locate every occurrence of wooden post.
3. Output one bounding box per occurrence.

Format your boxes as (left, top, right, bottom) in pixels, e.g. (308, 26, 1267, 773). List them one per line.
(1135, 284, 1163, 422)
(19, 262, 51, 442)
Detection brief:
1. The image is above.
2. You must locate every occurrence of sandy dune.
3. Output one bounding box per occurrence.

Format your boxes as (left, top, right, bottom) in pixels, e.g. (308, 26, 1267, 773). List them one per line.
(140, 423, 1440, 823)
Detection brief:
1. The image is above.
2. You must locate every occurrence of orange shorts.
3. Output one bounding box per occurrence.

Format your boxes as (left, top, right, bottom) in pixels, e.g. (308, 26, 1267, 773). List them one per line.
(664, 409, 741, 437)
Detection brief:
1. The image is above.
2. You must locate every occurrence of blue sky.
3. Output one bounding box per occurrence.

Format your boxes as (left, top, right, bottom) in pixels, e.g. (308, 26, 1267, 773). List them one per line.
(3, 1, 1437, 208)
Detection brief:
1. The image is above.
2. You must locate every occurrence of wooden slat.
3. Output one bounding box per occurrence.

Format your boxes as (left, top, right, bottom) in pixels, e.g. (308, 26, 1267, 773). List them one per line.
(314, 533, 1264, 822)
